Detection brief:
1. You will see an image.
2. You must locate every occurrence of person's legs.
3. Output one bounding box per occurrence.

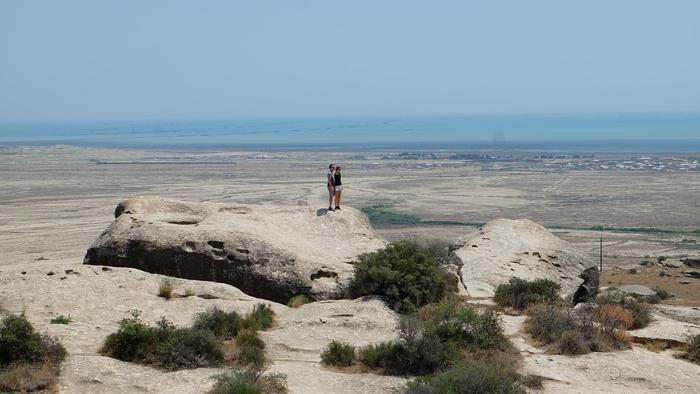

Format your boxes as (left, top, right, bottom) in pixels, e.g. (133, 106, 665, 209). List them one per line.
(328, 185, 335, 210)
(335, 190, 342, 209)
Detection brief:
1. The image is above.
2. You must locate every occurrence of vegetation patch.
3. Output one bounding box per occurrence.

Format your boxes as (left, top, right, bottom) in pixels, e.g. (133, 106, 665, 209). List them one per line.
(679, 334, 700, 365)
(402, 361, 526, 394)
(158, 278, 175, 299)
(596, 293, 651, 329)
(0, 314, 67, 392)
(193, 307, 242, 339)
(526, 297, 642, 356)
(208, 367, 287, 394)
(102, 304, 275, 371)
(50, 315, 72, 325)
(321, 341, 356, 367)
(361, 203, 471, 226)
(348, 240, 459, 313)
(321, 298, 512, 376)
(494, 278, 561, 310)
(287, 294, 312, 308)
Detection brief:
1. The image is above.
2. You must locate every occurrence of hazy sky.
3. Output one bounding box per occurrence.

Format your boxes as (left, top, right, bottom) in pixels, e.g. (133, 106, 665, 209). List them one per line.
(1, 1, 699, 121)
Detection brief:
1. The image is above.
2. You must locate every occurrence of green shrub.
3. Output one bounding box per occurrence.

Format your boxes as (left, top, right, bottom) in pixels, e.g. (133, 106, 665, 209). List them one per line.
(353, 299, 508, 376)
(526, 303, 578, 345)
(50, 315, 71, 325)
(236, 329, 266, 368)
(101, 311, 223, 370)
(403, 362, 526, 394)
(556, 330, 589, 356)
(0, 314, 67, 392)
(242, 304, 275, 331)
(420, 298, 510, 351)
(653, 287, 672, 300)
(208, 368, 287, 394)
(320, 341, 356, 367)
(494, 278, 561, 310)
(0, 314, 66, 366)
(193, 307, 242, 338)
(527, 302, 635, 356)
(287, 294, 312, 308)
(348, 241, 458, 313)
(680, 334, 700, 365)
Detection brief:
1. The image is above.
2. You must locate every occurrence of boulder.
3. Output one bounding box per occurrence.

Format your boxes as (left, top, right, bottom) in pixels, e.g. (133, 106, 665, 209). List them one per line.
(84, 196, 386, 303)
(661, 259, 684, 269)
(605, 284, 656, 297)
(572, 266, 600, 305)
(681, 256, 700, 268)
(455, 219, 592, 298)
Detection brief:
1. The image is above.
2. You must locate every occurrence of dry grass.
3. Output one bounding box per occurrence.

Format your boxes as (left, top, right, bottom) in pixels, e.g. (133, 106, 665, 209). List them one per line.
(158, 279, 174, 299)
(0, 362, 59, 392)
(597, 304, 634, 331)
(183, 288, 196, 297)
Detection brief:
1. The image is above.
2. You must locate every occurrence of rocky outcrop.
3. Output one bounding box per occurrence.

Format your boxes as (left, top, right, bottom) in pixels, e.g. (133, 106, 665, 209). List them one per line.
(84, 196, 386, 303)
(572, 266, 600, 305)
(455, 219, 593, 298)
(682, 256, 700, 268)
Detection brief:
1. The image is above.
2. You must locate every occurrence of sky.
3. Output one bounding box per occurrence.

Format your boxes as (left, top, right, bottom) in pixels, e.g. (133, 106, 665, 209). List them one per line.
(1, 1, 699, 122)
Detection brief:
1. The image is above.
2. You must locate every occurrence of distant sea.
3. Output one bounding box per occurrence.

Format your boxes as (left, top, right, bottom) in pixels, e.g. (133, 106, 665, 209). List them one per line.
(1, 113, 699, 153)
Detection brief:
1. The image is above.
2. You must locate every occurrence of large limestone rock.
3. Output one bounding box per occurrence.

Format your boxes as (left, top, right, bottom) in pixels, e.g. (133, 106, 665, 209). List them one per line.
(0, 261, 405, 394)
(455, 219, 592, 298)
(84, 196, 386, 303)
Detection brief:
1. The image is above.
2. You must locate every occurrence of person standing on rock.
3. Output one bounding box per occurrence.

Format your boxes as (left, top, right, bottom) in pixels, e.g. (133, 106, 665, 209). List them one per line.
(327, 164, 336, 211)
(334, 165, 343, 210)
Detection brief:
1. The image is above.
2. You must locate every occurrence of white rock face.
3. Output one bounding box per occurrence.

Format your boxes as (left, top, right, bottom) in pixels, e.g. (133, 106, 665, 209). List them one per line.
(0, 262, 405, 394)
(84, 196, 387, 303)
(455, 219, 593, 298)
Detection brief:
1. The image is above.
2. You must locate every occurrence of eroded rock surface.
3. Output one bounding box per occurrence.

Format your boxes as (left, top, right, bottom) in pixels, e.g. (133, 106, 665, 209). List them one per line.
(455, 219, 593, 298)
(84, 196, 386, 303)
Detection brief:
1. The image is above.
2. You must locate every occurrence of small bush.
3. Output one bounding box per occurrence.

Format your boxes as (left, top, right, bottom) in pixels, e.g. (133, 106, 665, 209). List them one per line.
(348, 241, 458, 313)
(522, 374, 544, 389)
(556, 330, 589, 356)
(184, 288, 196, 297)
(242, 304, 275, 331)
(101, 311, 223, 370)
(653, 287, 672, 300)
(494, 278, 561, 310)
(235, 329, 266, 368)
(209, 368, 287, 394)
(403, 362, 526, 394)
(159, 279, 174, 299)
(0, 314, 67, 392)
(193, 307, 242, 339)
(287, 294, 312, 308)
(0, 362, 58, 392)
(526, 303, 578, 345)
(320, 341, 356, 367)
(596, 304, 634, 331)
(596, 294, 651, 329)
(680, 334, 700, 365)
(50, 315, 72, 325)
(352, 299, 508, 376)
(0, 314, 66, 366)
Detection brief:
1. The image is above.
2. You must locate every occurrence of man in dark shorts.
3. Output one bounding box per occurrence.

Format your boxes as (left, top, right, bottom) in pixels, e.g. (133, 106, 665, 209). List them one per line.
(327, 164, 336, 211)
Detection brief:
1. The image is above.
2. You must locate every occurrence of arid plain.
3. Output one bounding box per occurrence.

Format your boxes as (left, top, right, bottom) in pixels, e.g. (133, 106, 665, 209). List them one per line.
(1, 145, 699, 269)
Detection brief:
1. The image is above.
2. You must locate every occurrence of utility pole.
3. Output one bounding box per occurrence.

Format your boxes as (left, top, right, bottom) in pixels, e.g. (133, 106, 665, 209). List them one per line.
(599, 236, 603, 272)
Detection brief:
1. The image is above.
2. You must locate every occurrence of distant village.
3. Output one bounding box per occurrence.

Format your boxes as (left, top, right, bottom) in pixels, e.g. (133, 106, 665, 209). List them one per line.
(370, 152, 700, 172)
